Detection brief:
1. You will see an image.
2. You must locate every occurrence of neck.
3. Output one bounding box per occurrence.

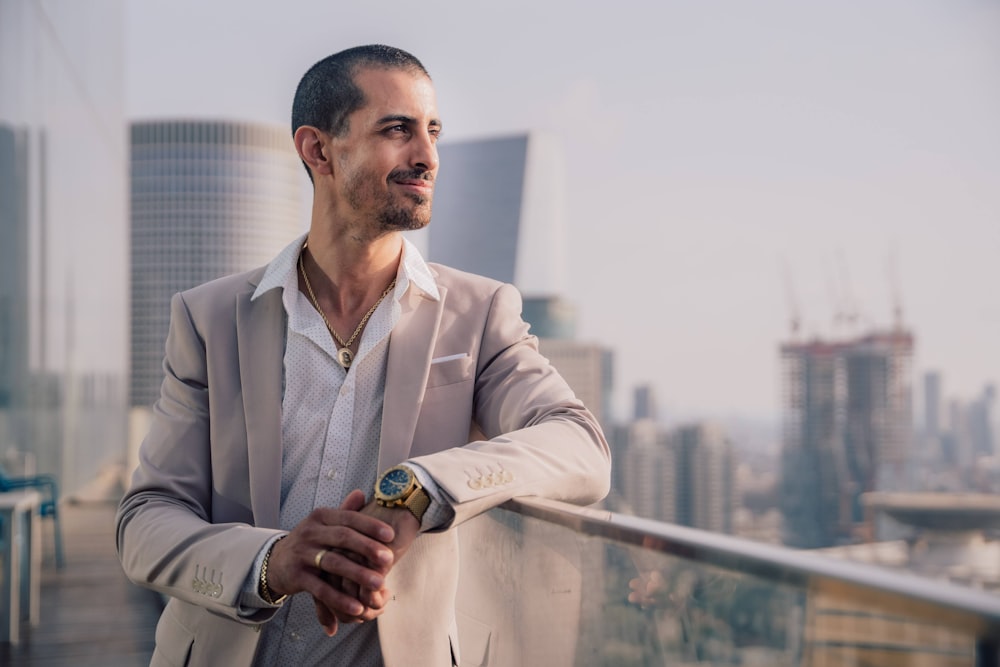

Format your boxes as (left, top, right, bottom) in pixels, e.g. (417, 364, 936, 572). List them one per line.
(301, 219, 402, 320)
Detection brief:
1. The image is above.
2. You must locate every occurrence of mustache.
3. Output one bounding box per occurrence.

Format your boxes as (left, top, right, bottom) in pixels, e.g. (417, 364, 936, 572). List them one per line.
(388, 168, 434, 183)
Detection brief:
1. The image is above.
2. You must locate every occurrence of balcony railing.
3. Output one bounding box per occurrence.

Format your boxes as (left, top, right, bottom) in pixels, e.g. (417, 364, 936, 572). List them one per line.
(454, 497, 1000, 667)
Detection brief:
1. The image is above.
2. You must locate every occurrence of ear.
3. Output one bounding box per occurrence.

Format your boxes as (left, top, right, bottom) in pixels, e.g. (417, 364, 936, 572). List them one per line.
(294, 126, 333, 178)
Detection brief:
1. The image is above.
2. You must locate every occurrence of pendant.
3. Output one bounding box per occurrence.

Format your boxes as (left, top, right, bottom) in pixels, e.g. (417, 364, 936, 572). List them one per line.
(336, 347, 354, 368)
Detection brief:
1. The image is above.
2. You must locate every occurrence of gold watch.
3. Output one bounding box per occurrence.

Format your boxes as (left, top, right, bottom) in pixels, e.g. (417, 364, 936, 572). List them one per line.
(375, 465, 431, 523)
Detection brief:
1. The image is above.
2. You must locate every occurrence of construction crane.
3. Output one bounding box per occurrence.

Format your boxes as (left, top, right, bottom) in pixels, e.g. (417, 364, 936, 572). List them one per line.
(781, 258, 801, 340)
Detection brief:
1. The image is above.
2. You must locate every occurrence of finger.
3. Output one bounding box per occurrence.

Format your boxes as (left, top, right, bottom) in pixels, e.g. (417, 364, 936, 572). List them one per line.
(360, 585, 391, 609)
(313, 596, 339, 637)
(313, 525, 394, 573)
(304, 571, 367, 620)
(339, 489, 367, 512)
(313, 507, 395, 544)
(319, 549, 386, 594)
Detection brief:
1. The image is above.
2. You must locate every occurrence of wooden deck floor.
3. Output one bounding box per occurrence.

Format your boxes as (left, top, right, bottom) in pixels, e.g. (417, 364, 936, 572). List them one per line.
(1, 502, 162, 666)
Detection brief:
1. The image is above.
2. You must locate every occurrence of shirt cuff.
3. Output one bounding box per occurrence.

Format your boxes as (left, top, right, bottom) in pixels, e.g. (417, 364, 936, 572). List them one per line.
(237, 532, 288, 615)
(406, 462, 456, 531)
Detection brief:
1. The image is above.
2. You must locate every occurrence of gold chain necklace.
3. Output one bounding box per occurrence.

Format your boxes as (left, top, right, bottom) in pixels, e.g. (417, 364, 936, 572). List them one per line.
(298, 243, 396, 369)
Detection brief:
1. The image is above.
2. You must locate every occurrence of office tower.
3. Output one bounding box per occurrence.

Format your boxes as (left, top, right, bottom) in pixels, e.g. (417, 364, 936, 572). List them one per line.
(429, 132, 567, 297)
(129, 120, 303, 409)
(0, 123, 28, 412)
(618, 419, 675, 521)
(0, 0, 128, 496)
(969, 385, 996, 459)
(923, 371, 941, 437)
(429, 132, 613, 430)
(617, 418, 735, 533)
(675, 423, 735, 534)
(522, 296, 577, 339)
(538, 340, 613, 428)
(780, 329, 914, 548)
(633, 384, 657, 421)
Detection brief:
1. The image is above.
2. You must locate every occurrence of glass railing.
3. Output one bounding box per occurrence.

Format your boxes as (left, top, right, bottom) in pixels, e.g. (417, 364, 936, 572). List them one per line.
(454, 497, 1000, 667)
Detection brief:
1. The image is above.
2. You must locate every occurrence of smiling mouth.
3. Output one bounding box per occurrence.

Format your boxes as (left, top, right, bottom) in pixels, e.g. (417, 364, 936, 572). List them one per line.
(393, 179, 434, 200)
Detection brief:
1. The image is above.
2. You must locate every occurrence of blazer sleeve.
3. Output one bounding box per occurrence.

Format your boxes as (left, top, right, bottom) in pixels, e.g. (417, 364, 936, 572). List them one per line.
(115, 292, 282, 623)
(408, 282, 612, 529)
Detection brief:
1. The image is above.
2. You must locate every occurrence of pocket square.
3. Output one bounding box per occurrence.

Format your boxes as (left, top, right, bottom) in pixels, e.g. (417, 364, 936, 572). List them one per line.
(431, 353, 469, 365)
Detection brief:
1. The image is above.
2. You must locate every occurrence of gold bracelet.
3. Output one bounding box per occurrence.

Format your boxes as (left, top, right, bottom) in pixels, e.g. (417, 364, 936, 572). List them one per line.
(259, 536, 287, 606)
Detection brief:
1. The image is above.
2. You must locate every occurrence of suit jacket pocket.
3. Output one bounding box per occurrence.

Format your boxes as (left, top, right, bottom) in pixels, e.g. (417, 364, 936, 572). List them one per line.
(152, 602, 195, 667)
(427, 355, 474, 388)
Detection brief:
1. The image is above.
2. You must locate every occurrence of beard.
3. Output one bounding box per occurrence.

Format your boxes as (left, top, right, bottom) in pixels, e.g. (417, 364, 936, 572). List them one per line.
(344, 166, 433, 233)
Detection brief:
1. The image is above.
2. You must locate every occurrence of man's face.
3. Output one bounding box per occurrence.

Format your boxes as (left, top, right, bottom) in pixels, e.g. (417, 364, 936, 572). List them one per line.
(330, 67, 441, 233)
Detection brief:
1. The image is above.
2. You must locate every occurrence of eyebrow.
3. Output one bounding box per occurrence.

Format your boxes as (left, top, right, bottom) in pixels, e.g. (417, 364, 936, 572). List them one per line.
(376, 114, 443, 130)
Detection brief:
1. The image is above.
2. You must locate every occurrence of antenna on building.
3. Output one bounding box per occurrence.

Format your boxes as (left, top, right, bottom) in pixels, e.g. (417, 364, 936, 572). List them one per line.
(780, 257, 801, 340)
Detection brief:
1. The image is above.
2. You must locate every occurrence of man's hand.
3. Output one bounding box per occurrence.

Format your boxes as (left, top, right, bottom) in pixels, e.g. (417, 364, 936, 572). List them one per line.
(264, 490, 395, 636)
(335, 501, 420, 617)
(360, 500, 420, 565)
(313, 498, 421, 633)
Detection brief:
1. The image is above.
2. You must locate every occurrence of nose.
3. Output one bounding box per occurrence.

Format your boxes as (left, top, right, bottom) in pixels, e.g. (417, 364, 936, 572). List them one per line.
(410, 129, 439, 173)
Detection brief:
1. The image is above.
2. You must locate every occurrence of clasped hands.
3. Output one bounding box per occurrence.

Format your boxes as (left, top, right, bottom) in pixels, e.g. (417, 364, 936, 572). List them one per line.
(263, 489, 420, 636)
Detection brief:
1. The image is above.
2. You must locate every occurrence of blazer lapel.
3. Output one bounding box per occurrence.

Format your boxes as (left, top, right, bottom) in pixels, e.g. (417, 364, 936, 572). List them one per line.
(377, 284, 446, 472)
(237, 285, 286, 529)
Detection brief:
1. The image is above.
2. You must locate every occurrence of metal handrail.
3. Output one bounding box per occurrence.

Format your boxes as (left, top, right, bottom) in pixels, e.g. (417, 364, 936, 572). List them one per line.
(504, 496, 1000, 640)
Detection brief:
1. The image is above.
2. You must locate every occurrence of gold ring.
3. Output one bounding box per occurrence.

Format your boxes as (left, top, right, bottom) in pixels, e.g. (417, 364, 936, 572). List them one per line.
(314, 548, 328, 570)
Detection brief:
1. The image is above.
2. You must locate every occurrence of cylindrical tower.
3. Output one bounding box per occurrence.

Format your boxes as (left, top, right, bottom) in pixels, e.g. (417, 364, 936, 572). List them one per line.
(130, 119, 303, 408)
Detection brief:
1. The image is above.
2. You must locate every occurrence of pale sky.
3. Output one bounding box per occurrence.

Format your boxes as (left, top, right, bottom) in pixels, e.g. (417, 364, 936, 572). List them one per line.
(126, 0, 1000, 423)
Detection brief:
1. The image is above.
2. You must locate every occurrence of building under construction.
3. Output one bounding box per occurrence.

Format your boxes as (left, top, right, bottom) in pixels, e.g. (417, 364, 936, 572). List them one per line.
(780, 329, 914, 548)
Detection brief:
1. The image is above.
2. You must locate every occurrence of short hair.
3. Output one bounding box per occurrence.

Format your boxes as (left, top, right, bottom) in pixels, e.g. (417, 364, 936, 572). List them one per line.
(292, 45, 430, 179)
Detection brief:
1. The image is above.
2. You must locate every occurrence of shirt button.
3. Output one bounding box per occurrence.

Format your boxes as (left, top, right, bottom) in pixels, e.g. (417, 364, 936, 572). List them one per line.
(290, 631, 301, 641)
(340, 385, 349, 397)
(326, 468, 336, 480)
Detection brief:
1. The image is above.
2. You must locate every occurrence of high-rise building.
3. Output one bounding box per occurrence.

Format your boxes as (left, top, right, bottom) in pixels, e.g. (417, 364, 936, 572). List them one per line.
(780, 330, 914, 548)
(633, 384, 657, 421)
(428, 132, 567, 297)
(0, 123, 28, 412)
(129, 120, 303, 409)
(0, 0, 128, 496)
(617, 419, 675, 521)
(429, 132, 614, 432)
(923, 371, 942, 438)
(617, 418, 735, 533)
(675, 423, 735, 534)
(537, 339, 613, 427)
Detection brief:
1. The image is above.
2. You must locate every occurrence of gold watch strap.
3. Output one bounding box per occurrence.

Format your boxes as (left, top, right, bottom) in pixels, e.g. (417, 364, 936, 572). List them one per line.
(404, 487, 431, 523)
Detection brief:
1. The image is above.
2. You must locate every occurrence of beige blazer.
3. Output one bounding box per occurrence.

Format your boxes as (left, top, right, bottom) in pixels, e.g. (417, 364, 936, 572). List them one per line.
(116, 262, 610, 667)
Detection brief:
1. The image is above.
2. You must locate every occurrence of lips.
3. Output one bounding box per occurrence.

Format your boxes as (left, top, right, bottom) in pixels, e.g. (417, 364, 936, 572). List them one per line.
(392, 178, 434, 198)
(394, 178, 433, 189)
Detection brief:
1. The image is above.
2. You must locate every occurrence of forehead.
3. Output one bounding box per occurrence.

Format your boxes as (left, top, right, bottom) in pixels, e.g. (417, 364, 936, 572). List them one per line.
(352, 67, 438, 122)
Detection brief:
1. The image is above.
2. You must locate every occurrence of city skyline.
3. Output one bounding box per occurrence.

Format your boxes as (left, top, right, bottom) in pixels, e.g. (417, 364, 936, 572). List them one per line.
(121, 1, 999, 421)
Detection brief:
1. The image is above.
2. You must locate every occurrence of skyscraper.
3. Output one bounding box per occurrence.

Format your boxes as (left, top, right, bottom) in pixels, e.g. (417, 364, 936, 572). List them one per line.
(617, 419, 735, 533)
(0, 0, 128, 496)
(675, 423, 735, 534)
(129, 120, 303, 408)
(780, 330, 914, 548)
(428, 132, 614, 430)
(428, 132, 567, 297)
(0, 123, 28, 412)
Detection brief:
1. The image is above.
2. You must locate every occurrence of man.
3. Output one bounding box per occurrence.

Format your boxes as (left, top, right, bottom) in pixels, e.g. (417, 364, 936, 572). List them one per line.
(116, 45, 610, 666)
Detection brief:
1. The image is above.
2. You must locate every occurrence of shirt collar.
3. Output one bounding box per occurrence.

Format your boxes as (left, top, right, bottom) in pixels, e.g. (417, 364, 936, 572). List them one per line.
(251, 232, 440, 304)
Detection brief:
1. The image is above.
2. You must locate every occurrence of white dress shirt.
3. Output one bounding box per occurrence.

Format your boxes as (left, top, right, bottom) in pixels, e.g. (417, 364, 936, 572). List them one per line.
(244, 233, 452, 666)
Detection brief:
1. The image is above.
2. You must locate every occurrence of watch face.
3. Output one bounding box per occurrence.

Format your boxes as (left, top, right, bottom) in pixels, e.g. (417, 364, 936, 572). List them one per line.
(378, 467, 412, 499)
